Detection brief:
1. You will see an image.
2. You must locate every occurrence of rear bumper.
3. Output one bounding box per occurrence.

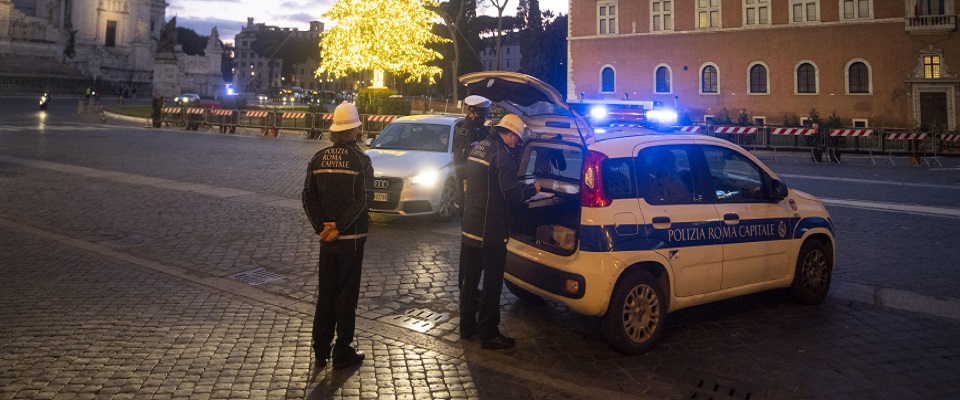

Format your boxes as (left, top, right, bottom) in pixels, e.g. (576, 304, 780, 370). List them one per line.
(505, 251, 585, 299)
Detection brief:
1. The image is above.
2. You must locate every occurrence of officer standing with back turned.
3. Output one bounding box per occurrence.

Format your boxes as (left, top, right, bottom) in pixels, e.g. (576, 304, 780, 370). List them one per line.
(453, 95, 491, 215)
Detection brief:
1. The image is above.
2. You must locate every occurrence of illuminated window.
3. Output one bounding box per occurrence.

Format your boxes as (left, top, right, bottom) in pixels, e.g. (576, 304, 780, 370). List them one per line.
(598, 1, 618, 35)
(697, 0, 721, 29)
(652, 1, 673, 32)
(841, 0, 871, 20)
(655, 65, 671, 93)
(701, 64, 718, 94)
(924, 55, 941, 79)
(601, 66, 615, 93)
(791, 1, 818, 22)
(847, 61, 870, 93)
(749, 63, 768, 94)
(796, 62, 817, 94)
(744, 0, 769, 26)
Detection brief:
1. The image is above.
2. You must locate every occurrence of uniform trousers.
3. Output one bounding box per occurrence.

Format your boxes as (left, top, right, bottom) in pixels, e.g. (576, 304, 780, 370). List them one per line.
(459, 242, 507, 340)
(313, 246, 364, 359)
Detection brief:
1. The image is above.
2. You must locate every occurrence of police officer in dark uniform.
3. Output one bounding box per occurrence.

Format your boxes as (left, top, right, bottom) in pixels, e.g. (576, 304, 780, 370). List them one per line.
(302, 101, 373, 370)
(453, 95, 491, 215)
(459, 113, 539, 350)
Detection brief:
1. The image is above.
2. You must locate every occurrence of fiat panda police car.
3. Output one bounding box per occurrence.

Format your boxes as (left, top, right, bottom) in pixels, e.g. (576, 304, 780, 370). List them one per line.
(459, 72, 835, 355)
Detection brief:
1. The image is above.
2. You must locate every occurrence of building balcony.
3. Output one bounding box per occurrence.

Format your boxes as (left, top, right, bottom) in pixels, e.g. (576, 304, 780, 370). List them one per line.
(905, 14, 957, 34)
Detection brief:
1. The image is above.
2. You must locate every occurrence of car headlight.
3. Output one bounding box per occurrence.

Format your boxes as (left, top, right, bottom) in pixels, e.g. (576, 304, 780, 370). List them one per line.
(410, 170, 439, 187)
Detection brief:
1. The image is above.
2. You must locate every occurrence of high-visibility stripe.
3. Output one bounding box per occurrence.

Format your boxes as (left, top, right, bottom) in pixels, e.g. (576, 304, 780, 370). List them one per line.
(186, 108, 205, 114)
(211, 109, 232, 116)
(462, 231, 483, 242)
(321, 114, 333, 120)
(312, 169, 359, 175)
(246, 111, 269, 118)
(337, 233, 368, 240)
(679, 126, 701, 133)
(829, 129, 873, 137)
(162, 107, 179, 113)
(886, 133, 927, 140)
(771, 127, 817, 136)
(367, 115, 397, 123)
(714, 126, 759, 134)
(467, 156, 489, 166)
(282, 112, 305, 119)
(942, 134, 960, 142)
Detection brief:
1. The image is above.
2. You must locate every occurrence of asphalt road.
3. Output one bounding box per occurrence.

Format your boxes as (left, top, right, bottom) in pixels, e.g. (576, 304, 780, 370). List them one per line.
(2, 97, 959, 399)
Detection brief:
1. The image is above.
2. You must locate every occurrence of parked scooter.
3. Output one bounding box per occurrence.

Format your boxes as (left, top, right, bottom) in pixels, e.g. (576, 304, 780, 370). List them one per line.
(39, 92, 50, 110)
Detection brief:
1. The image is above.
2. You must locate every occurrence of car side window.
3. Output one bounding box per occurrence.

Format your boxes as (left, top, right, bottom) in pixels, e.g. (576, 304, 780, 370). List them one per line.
(701, 146, 766, 203)
(636, 146, 699, 205)
(602, 158, 634, 199)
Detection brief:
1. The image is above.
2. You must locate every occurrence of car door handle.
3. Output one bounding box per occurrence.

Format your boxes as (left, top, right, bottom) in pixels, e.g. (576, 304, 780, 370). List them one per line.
(651, 216, 671, 228)
(723, 213, 740, 224)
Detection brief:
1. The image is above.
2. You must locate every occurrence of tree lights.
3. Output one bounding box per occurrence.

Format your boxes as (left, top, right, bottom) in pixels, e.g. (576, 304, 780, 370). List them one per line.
(318, 0, 449, 88)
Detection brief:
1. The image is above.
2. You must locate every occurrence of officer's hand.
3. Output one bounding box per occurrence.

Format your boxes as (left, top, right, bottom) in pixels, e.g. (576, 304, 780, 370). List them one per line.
(319, 222, 340, 242)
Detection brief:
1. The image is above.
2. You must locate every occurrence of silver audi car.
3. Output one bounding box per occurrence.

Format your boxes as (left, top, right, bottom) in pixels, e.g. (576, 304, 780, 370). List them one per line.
(365, 115, 464, 221)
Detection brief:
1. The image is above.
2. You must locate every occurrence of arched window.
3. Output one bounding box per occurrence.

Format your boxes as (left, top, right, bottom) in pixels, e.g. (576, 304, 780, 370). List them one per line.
(655, 66, 671, 93)
(701, 65, 718, 94)
(848, 61, 869, 94)
(601, 66, 615, 93)
(749, 64, 768, 94)
(797, 63, 817, 93)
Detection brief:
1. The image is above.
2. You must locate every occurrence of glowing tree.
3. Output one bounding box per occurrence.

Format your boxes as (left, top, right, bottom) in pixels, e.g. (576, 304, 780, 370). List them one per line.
(319, 0, 449, 88)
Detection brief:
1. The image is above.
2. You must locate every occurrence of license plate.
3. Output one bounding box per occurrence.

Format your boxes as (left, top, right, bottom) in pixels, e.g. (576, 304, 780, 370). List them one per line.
(374, 192, 388, 202)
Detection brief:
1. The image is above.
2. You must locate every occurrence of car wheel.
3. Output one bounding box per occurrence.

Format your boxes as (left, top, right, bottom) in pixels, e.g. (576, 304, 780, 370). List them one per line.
(435, 179, 457, 222)
(601, 271, 665, 355)
(505, 280, 543, 303)
(790, 239, 833, 305)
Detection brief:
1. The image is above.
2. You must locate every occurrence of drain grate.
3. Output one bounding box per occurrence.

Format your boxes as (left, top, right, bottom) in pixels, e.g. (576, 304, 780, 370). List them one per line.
(227, 268, 282, 285)
(377, 308, 450, 333)
(683, 368, 760, 400)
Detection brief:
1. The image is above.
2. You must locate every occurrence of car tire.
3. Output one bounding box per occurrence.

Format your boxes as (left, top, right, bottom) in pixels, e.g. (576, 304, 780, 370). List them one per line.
(435, 179, 457, 222)
(505, 280, 543, 303)
(601, 271, 665, 355)
(789, 239, 833, 305)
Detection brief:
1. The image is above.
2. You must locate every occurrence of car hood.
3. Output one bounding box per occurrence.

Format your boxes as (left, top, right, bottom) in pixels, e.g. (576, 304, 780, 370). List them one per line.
(365, 149, 452, 178)
(459, 72, 593, 146)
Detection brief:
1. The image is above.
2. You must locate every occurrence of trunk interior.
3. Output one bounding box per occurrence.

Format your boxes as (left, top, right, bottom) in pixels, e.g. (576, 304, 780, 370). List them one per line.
(512, 142, 584, 255)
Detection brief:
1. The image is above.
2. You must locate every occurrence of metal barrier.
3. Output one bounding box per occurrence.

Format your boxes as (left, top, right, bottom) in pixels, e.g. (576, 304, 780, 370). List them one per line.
(209, 109, 238, 133)
(827, 129, 876, 164)
(363, 115, 400, 139)
(712, 126, 760, 148)
(769, 127, 819, 161)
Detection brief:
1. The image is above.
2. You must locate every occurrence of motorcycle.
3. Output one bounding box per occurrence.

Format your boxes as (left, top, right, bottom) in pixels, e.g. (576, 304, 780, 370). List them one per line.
(39, 93, 50, 110)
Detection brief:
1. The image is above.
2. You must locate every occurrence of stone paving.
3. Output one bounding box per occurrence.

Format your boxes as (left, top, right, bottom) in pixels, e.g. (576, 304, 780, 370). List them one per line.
(2, 120, 960, 399)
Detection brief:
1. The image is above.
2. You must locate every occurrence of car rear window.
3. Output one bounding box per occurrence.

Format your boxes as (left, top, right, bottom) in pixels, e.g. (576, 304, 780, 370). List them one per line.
(521, 145, 583, 182)
(602, 158, 634, 199)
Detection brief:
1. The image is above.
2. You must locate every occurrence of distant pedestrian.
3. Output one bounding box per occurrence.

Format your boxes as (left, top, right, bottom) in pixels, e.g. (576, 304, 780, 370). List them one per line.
(459, 113, 539, 350)
(151, 95, 163, 128)
(302, 101, 373, 370)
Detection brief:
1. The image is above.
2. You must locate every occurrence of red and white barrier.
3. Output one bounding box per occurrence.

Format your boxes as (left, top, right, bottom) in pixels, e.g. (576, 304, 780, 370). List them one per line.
(829, 129, 873, 137)
(282, 112, 306, 119)
(245, 111, 269, 118)
(367, 115, 397, 123)
(610, 123, 643, 128)
(714, 126, 759, 134)
(886, 132, 927, 140)
(771, 127, 817, 136)
(161, 107, 179, 113)
(679, 126, 701, 133)
(321, 113, 333, 120)
(210, 109, 233, 116)
(941, 134, 960, 142)
(186, 108, 205, 114)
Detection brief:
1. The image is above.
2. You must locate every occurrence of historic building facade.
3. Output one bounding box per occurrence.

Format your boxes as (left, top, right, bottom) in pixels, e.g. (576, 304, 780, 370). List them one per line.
(232, 18, 324, 94)
(1, 0, 166, 91)
(568, 0, 959, 131)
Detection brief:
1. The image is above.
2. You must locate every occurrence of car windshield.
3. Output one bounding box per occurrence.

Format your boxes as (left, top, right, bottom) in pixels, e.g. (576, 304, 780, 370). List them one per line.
(371, 123, 451, 152)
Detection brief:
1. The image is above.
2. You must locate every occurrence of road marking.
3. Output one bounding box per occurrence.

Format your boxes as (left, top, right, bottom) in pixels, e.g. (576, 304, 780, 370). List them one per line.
(820, 197, 960, 218)
(779, 173, 960, 190)
(0, 124, 110, 132)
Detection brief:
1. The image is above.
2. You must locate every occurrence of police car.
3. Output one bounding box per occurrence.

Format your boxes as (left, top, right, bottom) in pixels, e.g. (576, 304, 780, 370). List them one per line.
(459, 72, 835, 355)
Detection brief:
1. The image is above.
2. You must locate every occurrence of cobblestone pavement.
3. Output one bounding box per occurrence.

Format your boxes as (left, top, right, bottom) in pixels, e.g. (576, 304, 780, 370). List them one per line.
(1, 121, 960, 399)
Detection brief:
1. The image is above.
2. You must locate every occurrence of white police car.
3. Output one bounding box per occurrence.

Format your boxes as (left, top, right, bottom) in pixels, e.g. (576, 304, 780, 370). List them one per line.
(460, 72, 835, 355)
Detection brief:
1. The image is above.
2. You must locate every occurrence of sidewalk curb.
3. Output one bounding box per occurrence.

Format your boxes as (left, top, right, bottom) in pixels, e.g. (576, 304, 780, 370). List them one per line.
(831, 280, 960, 321)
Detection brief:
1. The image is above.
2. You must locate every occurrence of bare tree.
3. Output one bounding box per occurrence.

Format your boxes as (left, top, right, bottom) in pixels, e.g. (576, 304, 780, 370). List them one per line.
(488, 0, 510, 70)
(438, 0, 467, 101)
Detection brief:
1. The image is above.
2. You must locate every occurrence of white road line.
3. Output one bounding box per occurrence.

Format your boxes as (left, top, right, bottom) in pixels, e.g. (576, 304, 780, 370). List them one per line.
(820, 197, 960, 218)
(779, 173, 960, 190)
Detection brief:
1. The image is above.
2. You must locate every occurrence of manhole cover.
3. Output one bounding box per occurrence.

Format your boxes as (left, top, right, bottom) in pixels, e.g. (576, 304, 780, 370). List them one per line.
(377, 308, 450, 333)
(683, 368, 761, 400)
(227, 268, 282, 285)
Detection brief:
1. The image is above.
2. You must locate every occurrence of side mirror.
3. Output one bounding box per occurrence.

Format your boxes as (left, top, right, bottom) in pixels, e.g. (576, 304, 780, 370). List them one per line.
(769, 179, 788, 202)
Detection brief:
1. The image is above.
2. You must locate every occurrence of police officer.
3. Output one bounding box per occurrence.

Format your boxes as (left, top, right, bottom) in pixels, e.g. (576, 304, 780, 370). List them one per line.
(459, 113, 539, 350)
(453, 95, 491, 214)
(302, 101, 373, 370)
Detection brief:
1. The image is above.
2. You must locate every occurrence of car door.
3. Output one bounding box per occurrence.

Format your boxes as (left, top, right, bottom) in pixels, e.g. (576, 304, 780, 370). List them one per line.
(635, 144, 723, 297)
(699, 145, 794, 288)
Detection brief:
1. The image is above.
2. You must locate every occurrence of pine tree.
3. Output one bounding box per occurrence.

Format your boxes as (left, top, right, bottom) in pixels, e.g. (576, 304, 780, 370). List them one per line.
(319, 0, 449, 87)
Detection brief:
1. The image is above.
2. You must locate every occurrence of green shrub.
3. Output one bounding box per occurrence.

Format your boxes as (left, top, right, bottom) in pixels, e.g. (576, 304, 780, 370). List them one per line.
(782, 113, 801, 127)
(355, 88, 395, 114)
(712, 108, 733, 125)
(736, 109, 752, 126)
(380, 97, 411, 115)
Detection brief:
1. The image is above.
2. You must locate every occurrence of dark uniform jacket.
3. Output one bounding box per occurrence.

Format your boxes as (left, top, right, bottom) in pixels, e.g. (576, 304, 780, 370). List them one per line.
(461, 133, 537, 248)
(453, 116, 488, 181)
(302, 143, 374, 253)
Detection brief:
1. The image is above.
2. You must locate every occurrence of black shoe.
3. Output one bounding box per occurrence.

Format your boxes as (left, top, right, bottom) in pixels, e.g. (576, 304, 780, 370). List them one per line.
(315, 358, 327, 369)
(481, 333, 516, 350)
(332, 351, 365, 370)
(460, 327, 477, 340)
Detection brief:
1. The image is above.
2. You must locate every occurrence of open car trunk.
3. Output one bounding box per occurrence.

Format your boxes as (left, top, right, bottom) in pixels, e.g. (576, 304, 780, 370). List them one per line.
(512, 140, 584, 255)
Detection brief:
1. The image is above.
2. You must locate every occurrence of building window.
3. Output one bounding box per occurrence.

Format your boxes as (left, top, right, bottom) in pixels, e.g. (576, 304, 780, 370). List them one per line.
(841, 0, 870, 20)
(917, 0, 946, 15)
(923, 55, 941, 79)
(847, 61, 870, 94)
(701, 64, 718, 94)
(852, 119, 868, 128)
(744, 0, 769, 26)
(105, 20, 117, 47)
(601, 66, 615, 93)
(652, 1, 673, 31)
(598, 1, 618, 35)
(654, 65, 671, 93)
(796, 62, 818, 94)
(754, 117, 766, 126)
(749, 63, 768, 94)
(697, 0, 721, 29)
(791, 1, 817, 22)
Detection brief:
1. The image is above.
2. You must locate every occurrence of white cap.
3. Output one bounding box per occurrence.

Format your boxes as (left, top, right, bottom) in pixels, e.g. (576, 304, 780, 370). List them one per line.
(464, 95, 491, 108)
(494, 114, 525, 137)
(329, 101, 361, 132)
